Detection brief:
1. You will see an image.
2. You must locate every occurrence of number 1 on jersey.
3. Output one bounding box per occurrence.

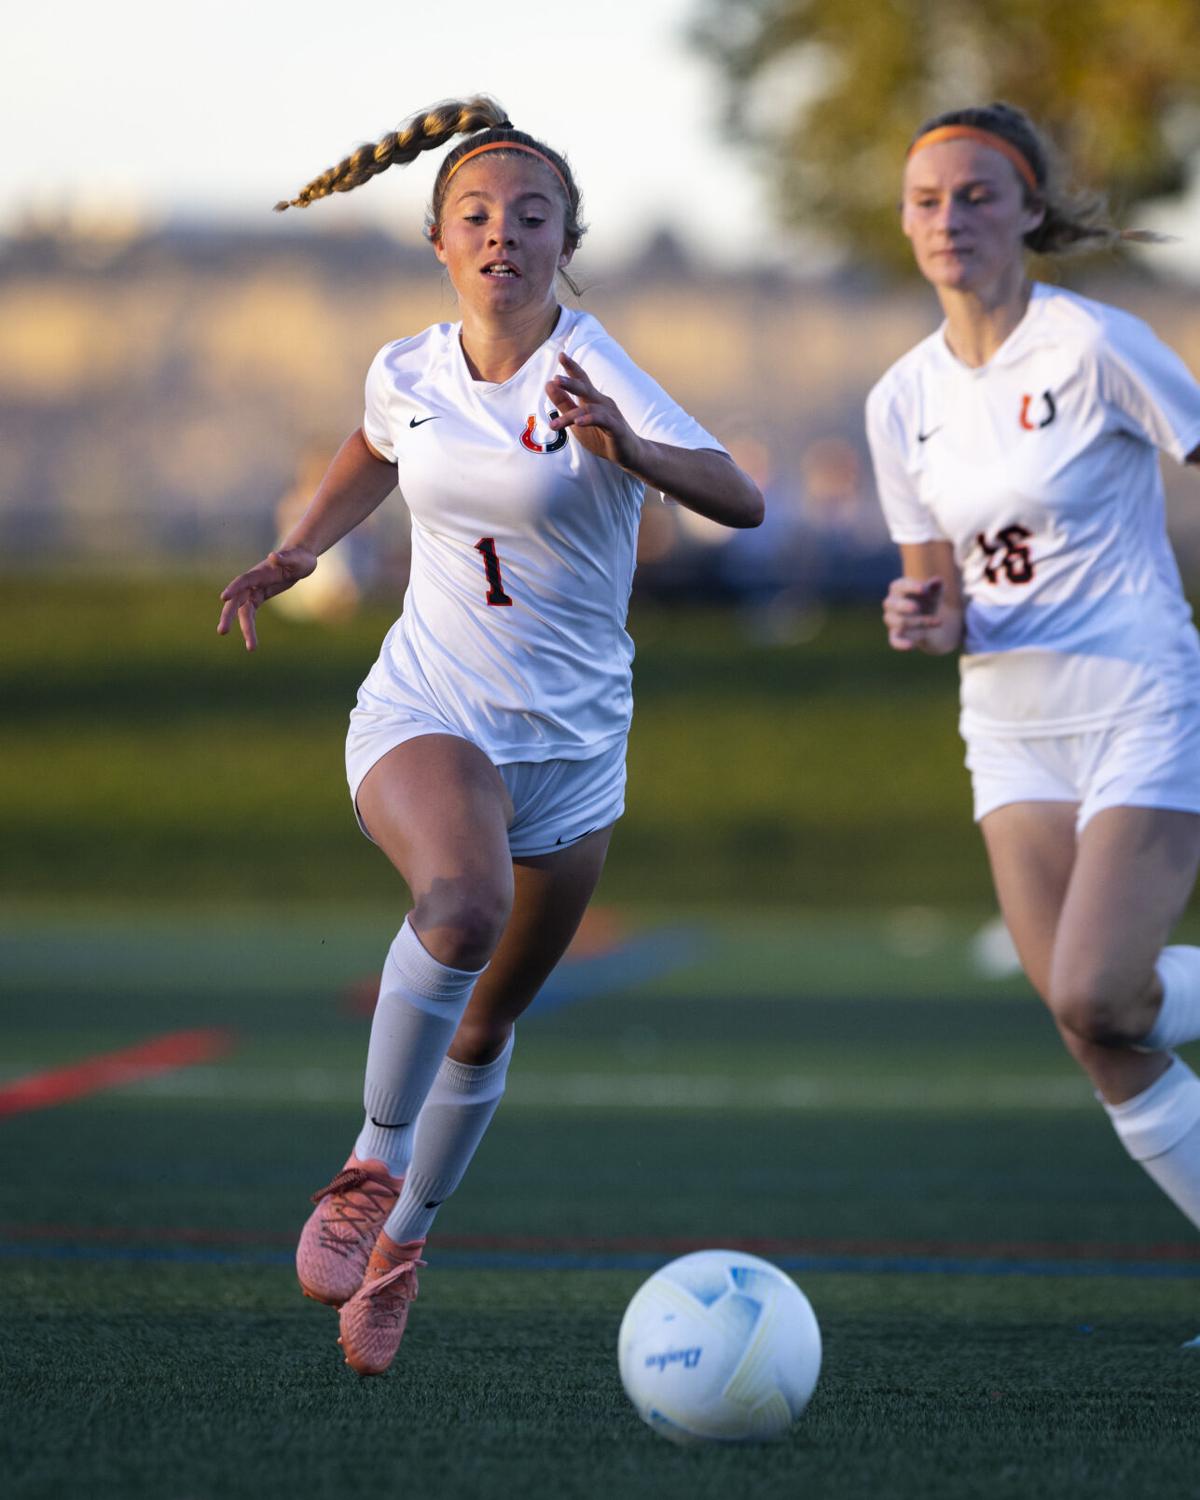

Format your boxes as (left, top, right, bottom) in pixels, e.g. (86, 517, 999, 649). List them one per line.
(474, 537, 513, 607)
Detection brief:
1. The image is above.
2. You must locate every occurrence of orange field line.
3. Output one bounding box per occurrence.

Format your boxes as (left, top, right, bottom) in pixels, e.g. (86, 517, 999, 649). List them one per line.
(0, 1028, 236, 1118)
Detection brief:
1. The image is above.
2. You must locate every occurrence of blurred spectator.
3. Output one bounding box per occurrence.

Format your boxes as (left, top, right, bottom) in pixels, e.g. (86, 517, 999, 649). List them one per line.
(270, 443, 410, 621)
(630, 430, 901, 642)
(272, 446, 359, 623)
(634, 484, 735, 603)
(797, 436, 896, 604)
(717, 434, 817, 643)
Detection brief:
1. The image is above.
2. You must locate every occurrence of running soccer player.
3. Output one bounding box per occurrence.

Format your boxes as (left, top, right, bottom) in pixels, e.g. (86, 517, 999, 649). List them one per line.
(867, 102, 1200, 1300)
(217, 97, 763, 1376)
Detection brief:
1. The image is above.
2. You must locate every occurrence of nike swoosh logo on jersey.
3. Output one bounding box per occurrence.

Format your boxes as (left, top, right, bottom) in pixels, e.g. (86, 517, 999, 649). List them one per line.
(917, 425, 942, 443)
(409, 414, 440, 428)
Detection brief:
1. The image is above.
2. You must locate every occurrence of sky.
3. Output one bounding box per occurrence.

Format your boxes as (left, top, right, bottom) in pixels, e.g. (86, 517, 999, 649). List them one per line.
(4, 0, 778, 268)
(7, 1, 1199, 278)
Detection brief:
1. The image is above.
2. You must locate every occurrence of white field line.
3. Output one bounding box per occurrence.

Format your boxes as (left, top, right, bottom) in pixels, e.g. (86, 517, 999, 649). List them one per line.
(0, 1063, 1093, 1112)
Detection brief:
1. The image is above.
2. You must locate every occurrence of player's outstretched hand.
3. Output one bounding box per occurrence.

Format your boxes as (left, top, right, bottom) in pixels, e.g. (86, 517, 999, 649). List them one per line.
(546, 354, 640, 468)
(882, 575, 944, 652)
(217, 546, 317, 651)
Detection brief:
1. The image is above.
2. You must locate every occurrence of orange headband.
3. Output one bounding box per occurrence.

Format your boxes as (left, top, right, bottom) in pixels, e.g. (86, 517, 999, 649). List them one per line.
(907, 125, 1039, 193)
(443, 140, 570, 196)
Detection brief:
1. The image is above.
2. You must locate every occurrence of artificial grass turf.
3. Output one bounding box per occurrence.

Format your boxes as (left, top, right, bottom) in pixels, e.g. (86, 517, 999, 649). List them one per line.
(8, 569, 1200, 1493)
(0, 1086, 1191, 1251)
(5, 1261, 1200, 1500)
(6, 909, 1200, 1497)
(2, 574, 988, 908)
(2, 904, 1195, 1251)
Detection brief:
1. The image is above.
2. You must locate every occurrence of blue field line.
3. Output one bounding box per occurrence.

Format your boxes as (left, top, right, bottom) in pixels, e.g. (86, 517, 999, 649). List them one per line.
(5, 1241, 1200, 1279)
(526, 927, 703, 1015)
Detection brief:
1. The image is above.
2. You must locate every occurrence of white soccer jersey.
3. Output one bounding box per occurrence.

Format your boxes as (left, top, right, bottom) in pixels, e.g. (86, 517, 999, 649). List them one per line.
(358, 307, 724, 762)
(867, 284, 1200, 736)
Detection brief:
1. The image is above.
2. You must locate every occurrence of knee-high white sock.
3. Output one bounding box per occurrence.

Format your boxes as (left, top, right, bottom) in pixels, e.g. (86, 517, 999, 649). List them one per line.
(353, 918, 485, 1177)
(1105, 1055, 1200, 1231)
(1142, 946, 1200, 1050)
(382, 1032, 515, 1246)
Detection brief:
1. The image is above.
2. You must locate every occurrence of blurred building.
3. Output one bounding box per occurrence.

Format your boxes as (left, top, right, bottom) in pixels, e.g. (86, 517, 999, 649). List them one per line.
(3, 215, 1200, 594)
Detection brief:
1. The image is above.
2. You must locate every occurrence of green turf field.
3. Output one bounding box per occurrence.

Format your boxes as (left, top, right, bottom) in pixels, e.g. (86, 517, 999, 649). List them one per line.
(0, 574, 985, 909)
(6, 578, 1200, 1497)
(5, 907, 1200, 1500)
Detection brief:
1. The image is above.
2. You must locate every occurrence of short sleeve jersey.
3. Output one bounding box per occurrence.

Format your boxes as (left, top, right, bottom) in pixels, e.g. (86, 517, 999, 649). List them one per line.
(358, 307, 724, 762)
(866, 284, 1200, 737)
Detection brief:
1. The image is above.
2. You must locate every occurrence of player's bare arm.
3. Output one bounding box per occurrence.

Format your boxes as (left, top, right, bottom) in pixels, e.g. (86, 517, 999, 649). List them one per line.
(229, 96, 769, 1383)
(217, 428, 396, 651)
(547, 353, 764, 528)
(868, 100, 1200, 1292)
(883, 541, 964, 654)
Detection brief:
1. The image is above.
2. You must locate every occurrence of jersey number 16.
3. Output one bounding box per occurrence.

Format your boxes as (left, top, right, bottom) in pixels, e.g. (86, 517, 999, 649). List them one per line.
(977, 524, 1035, 586)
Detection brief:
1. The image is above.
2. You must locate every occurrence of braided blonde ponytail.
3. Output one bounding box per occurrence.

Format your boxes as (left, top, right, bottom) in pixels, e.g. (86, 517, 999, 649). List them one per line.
(274, 96, 510, 212)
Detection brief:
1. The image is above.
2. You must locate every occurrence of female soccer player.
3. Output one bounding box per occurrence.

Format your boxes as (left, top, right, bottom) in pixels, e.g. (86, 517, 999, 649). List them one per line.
(867, 102, 1200, 1286)
(218, 97, 762, 1376)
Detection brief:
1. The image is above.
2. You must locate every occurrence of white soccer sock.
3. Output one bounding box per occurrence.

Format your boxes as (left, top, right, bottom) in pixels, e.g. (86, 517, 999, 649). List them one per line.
(382, 1032, 515, 1246)
(353, 918, 485, 1177)
(1105, 1055, 1200, 1231)
(1142, 946, 1200, 1051)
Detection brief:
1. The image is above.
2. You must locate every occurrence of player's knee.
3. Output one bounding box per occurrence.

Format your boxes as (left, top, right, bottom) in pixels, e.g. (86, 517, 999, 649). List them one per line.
(412, 877, 512, 969)
(1050, 977, 1145, 1047)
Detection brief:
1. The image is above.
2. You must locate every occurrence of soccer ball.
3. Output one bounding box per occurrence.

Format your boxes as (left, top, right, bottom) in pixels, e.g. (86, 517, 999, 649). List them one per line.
(617, 1249, 821, 1446)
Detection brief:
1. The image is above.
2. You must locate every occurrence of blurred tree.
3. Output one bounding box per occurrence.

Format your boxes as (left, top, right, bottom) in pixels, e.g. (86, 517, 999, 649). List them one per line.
(691, 0, 1200, 272)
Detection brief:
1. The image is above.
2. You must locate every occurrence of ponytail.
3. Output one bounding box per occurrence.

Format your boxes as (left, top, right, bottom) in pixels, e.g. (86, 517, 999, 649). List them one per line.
(274, 96, 510, 212)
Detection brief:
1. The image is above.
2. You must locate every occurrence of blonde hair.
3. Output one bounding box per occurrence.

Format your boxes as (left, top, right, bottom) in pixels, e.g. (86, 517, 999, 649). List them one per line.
(911, 102, 1167, 255)
(275, 97, 508, 211)
(273, 96, 588, 289)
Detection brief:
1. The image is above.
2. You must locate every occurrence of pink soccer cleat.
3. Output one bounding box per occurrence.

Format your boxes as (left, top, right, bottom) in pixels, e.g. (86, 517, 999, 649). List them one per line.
(337, 1231, 427, 1376)
(295, 1156, 404, 1307)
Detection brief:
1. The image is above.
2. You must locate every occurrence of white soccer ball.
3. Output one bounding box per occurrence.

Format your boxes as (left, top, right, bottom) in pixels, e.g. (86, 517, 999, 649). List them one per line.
(617, 1249, 822, 1446)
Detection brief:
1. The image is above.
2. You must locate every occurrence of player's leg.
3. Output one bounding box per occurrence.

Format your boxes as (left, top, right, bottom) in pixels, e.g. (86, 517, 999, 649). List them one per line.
(297, 734, 514, 1306)
(1048, 807, 1200, 1069)
(983, 800, 1186, 1100)
(980, 798, 1200, 1260)
(350, 732, 516, 1160)
(1046, 805, 1200, 1233)
(453, 825, 617, 1059)
(339, 827, 612, 1373)
(981, 799, 1170, 1110)
(978, 800, 1077, 1004)
(378, 827, 612, 1246)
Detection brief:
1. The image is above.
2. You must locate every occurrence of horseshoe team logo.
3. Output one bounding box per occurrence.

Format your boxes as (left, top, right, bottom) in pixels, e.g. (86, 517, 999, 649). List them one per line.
(1019, 390, 1057, 430)
(520, 410, 568, 454)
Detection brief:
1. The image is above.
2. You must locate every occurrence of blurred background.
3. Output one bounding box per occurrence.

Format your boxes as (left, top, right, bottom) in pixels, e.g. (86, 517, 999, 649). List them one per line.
(4, 0, 1200, 932)
(8, 11, 1200, 1491)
